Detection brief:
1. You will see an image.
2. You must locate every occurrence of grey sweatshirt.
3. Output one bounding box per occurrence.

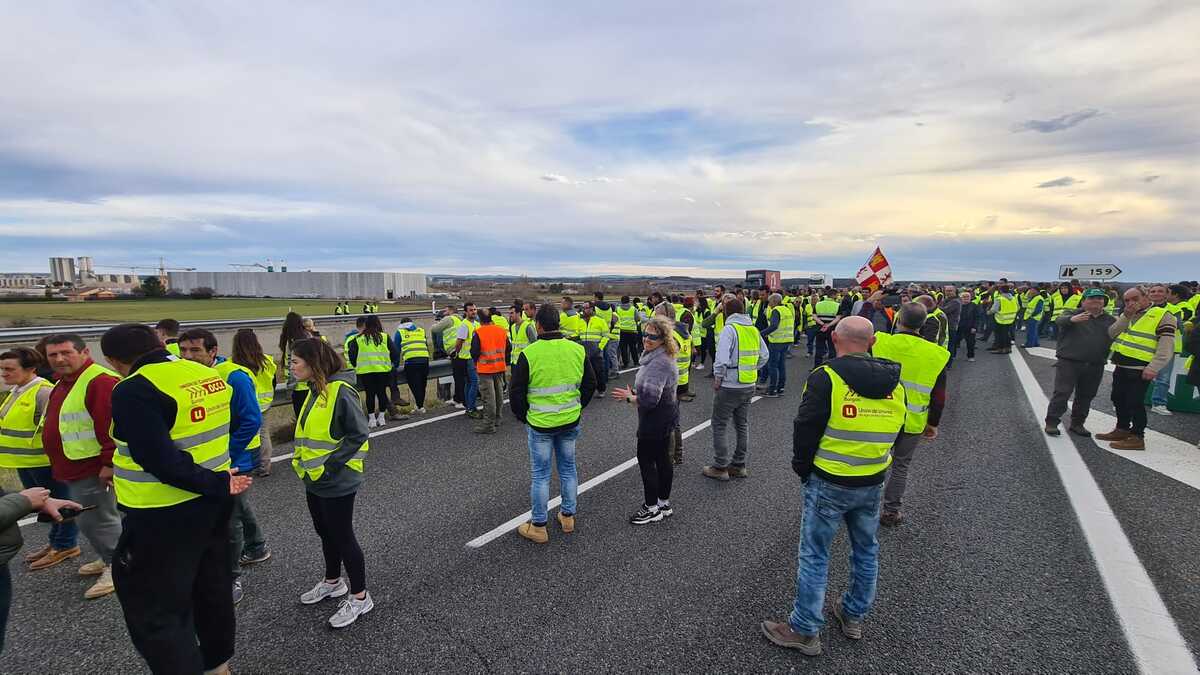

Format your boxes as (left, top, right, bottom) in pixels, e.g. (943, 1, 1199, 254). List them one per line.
(1055, 309, 1116, 365)
(713, 314, 770, 389)
(298, 372, 370, 497)
(0, 491, 34, 565)
(634, 346, 678, 438)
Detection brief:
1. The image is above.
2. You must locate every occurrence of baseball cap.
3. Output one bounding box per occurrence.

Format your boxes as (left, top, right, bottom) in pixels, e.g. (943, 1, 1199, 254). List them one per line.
(1082, 288, 1108, 301)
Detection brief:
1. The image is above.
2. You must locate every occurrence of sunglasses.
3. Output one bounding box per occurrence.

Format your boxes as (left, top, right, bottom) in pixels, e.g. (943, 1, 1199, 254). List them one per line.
(643, 332, 663, 341)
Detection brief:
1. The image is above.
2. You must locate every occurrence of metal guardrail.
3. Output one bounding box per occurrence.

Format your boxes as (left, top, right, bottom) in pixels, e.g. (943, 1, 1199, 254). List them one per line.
(0, 311, 417, 342)
(267, 358, 458, 408)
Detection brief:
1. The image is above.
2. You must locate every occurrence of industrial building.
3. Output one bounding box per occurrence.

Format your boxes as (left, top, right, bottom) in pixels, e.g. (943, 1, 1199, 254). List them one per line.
(167, 271, 427, 299)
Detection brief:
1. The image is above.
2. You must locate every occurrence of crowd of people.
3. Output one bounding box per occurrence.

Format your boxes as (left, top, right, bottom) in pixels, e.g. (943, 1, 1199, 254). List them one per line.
(0, 277, 1196, 669)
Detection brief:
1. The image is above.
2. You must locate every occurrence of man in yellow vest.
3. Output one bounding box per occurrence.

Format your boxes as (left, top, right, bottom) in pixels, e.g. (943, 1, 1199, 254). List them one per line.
(40, 334, 123, 597)
(870, 304, 949, 527)
(155, 318, 181, 357)
(614, 295, 642, 369)
(986, 284, 1019, 354)
(508, 305, 598, 544)
(1096, 287, 1177, 450)
(1048, 282, 1083, 341)
(177, 328, 270, 606)
(761, 316, 906, 656)
(703, 296, 769, 481)
(1149, 283, 1191, 415)
(761, 293, 794, 397)
(102, 323, 253, 675)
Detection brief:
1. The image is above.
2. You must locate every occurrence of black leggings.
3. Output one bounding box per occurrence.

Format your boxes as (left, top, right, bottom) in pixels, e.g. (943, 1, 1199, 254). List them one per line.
(636, 435, 673, 507)
(404, 360, 430, 408)
(306, 492, 366, 594)
(359, 372, 390, 413)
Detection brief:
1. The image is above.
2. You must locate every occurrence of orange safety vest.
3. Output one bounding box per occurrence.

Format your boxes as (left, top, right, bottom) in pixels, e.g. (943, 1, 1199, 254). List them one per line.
(474, 324, 509, 375)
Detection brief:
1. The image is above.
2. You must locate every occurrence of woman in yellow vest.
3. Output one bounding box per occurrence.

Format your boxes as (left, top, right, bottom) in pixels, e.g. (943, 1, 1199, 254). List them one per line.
(0, 346, 79, 563)
(279, 312, 314, 417)
(347, 315, 399, 429)
(289, 338, 373, 628)
(233, 329, 278, 477)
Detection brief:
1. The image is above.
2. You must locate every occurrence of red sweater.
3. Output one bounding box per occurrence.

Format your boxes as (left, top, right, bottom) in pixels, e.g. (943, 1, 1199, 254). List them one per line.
(42, 359, 119, 482)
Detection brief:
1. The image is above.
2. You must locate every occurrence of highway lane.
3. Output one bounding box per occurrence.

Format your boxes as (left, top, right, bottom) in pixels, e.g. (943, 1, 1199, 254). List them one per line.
(2, 345, 1197, 673)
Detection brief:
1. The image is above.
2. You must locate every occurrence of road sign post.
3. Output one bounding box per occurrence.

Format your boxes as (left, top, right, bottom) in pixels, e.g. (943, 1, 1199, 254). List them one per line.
(1058, 264, 1122, 281)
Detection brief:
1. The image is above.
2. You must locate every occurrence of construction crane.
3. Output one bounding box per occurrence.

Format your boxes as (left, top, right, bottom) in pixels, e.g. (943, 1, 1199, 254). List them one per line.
(229, 258, 285, 272)
(95, 257, 196, 288)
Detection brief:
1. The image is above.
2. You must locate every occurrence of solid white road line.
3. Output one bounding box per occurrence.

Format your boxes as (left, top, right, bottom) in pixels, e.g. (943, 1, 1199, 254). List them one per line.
(19, 367, 645, 528)
(1010, 350, 1199, 675)
(1024, 346, 1115, 372)
(465, 394, 762, 549)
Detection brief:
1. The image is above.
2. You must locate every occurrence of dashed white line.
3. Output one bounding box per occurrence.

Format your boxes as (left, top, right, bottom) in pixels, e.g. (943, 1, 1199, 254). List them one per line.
(1010, 350, 1199, 675)
(464, 394, 762, 549)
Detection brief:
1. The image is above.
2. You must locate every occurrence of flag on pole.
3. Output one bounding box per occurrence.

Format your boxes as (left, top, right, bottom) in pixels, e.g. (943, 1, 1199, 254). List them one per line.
(855, 247, 893, 291)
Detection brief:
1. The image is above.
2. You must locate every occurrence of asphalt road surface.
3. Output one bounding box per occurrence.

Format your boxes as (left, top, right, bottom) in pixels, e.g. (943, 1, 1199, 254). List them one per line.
(4, 338, 1199, 674)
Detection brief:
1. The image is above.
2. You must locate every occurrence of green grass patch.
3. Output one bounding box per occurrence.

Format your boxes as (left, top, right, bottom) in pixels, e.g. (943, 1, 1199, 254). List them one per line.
(0, 298, 426, 327)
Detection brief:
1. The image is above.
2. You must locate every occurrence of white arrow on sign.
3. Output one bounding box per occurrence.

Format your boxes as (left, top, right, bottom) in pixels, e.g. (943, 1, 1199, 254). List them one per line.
(1058, 264, 1122, 280)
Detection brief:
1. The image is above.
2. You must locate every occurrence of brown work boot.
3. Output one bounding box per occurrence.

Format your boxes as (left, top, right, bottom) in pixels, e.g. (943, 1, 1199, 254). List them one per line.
(1110, 436, 1145, 451)
(557, 512, 575, 533)
(517, 522, 548, 544)
(1068, 424, 1091, 438)
(728, 465, 749, 478)
(833, 601, 864, 640)
(28, 546, 81, 571)
(760, 620, 822, 656)
(879, 511, 904, 527)
(1044, 422, 1061, 437)
(1095, 429, 1133, 442)
(23, 544, 50, 563)
(702, 465, 731, 482)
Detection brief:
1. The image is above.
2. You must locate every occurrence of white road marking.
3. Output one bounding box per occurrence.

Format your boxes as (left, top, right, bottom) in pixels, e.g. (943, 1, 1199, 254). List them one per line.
(19, 367, 644, 529)
(1010, 350, 1199, 675)
(465, 394, 763, 549)
(1023, 346, 1114, 372)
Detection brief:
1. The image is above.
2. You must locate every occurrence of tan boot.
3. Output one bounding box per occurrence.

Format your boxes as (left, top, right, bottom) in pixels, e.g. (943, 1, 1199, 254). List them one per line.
(1094, 429, 1132, 442)
(84, 566, 116, 599)
(78, 559, 106, 576)
(29, 546, 80, 570)
(23, 544, 50, 563)
(557, 512, 575, 534)
(517, 522, 548, 544)
(1110, 436, 1145, 451)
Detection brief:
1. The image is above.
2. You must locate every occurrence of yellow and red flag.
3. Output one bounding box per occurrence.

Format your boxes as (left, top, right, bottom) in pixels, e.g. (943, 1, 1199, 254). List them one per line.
(855, 247, 893, 291)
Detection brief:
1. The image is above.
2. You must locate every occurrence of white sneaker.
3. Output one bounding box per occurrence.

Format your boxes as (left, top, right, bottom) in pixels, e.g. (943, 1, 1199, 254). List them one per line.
(329, 591, 374, 628)
(301, 578, 348, 605)
(1151, 405, 1172, 416)
(367, 414, 379, 429)
(375, 412, 388, 426)
(452, 402, 466, 410)
(416, 407, 426, 414)
(693, 364, 705, 370)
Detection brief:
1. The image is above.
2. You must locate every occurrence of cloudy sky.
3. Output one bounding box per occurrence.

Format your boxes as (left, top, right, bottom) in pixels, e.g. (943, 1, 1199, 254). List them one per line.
(2, 2, 1197, 281)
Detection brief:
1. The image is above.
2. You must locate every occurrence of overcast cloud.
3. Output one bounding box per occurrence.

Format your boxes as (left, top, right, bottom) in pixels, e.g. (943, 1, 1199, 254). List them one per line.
(1, 1, 1197, 281)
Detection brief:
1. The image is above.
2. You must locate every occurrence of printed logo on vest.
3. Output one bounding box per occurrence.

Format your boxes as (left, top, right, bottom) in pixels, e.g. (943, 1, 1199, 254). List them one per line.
(842, 404, 858, 418)
(190, 406, 207, 423)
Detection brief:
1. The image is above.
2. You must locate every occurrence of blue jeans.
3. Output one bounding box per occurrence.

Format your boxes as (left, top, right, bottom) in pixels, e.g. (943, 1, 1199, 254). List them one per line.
(1023, 318, 1040, 347)
(805, 327, 818, 354)
(1152, 357, 1175, 406)
(466, 360, 479, 410)
(17, 467, 77, 550)
(527, 426, 579, 524)
(789, 474, 882, 635)
(767, 343, 789, 392)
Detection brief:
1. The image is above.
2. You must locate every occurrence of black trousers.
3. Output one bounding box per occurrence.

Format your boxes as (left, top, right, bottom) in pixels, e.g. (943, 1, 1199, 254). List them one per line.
(114, 497, 235, 674)
(306, 491, 366, 594)
(588, 352, 607, 392)
(1046, 358, 1104, 426)
(992, 322, 1013, 349)
(813, 329, 834, 367)
(636, 435, 673, 507)
(404, 359, 430, 408)
(451, 358, 468, 404)
(619, 332, 641, 368)
(1111, 367, 1152, 436)
(359, 372, 390, 413)
(950, 329, 976, 360)
(291, 390, 307, 417)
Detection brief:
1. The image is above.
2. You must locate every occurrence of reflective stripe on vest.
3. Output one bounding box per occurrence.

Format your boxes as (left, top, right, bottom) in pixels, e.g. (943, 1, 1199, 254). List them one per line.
(354, 335, 392, 374)
(732, 324, 760, 384)
(815, 299, 839, 321)
(812, 365, 906, 477)
(674, 329, 691, 386)
(522, 339, 585, 428)
(397, 327, 430, 361)
(457, 320, 478, 359)
(213, 360, 262, 451)
(1023, 297, 1045, 321)
(111, 359, 232, 508)
(1111, 306, 1166, 364)
(871, 332, 949, 433)
(57, 362, 119, 461)
(994, 295, 1018, 325)
(616, 306, 637, 331)
(249, 355, 278, 412)
(475, 324, 509, 374)
(578, 316, 610, 348)
(292, 380, 368, 481)
(768, 304, 794, 344)
(0, 379, 52, 468)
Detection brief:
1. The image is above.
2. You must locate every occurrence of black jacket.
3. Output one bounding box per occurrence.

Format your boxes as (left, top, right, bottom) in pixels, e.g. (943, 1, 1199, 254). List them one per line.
(509, 332, 597, 433)
(958, 302, 982, 331)
(110, 350, 231, 508)
(792, 353, 902, 488)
